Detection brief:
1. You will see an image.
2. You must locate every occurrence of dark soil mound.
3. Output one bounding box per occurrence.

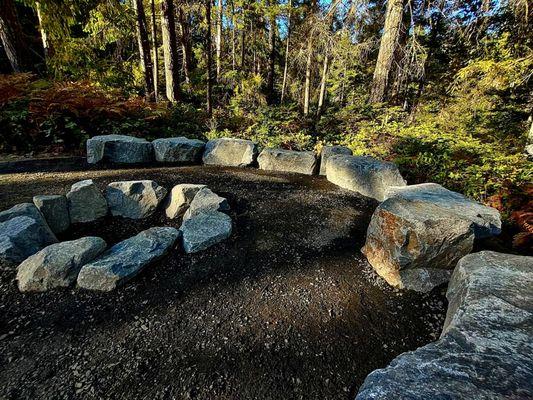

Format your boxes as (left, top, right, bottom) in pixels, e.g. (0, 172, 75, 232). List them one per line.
(0, 164, 447, 400)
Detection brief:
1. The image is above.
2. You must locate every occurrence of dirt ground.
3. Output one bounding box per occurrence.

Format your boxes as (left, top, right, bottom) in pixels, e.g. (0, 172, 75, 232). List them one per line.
(0, 161, 448, 400)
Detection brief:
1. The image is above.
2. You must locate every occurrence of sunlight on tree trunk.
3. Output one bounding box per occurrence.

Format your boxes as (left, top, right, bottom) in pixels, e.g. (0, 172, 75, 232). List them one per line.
(0, 0, 33, 72)
(206, 0, 213, 115)
(303, 36, 313, 116)
(150, 0, 159, 101)
(35, 1, 50, 63)
(161, 0, 180, 102)
(133, 0, 155, 101)
(316, 51, 329, 118)
(216, 0, 223, 81)
(266, 0, 276, 105)
(280, 0, 291, 103)
(178, 7, 192, 84)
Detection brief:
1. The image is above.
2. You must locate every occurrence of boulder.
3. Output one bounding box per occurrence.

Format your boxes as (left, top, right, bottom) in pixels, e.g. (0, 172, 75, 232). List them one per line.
(319, 145, 352, 175)
(165, 184, 207, 219)
(202, 138, 257, 167)
(361, 197, 474, 291)
(355, 251, 533, 400)
(326, 155, 406, 201)
(152, 137, 205, 163)
(385, 183, 501, 239)
(0, 202, 56, 233)
(0, 216, 58, 267)
(182, 187, 230, 220)
(17, 237, 106, 292)
(33, 195, 70, 234)
(67, 179, 108, 223)
(106, 180, 167, 219)
(77, 227, 180, 291)
(86, 134, 153, 164)
(258, 148, 318, 175)
(180, 211, 232, 253)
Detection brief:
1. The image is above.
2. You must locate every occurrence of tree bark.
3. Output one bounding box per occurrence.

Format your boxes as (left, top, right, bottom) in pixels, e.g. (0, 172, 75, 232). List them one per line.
(316, 51, 329, 118)
(133, 0, 155, 101)
(178, 7, 192, 84)
(231, 0, 236, 71)
(161, 0, 181, 102)
(150, 0, 159, 101)
(369, 0, 406, 103)
(215, 0, 223, 81)
(265, 0, 276, 104)
(0, 0, 33, 72)
(35, 1, 51, 63)
(280, 0, 291, 103)
(240, 2, 246, 69)
(302, 36, 313, 116)
(206, 0, 213, 115)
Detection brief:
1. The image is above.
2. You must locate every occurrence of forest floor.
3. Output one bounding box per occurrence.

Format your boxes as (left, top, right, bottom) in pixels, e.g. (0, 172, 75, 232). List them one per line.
(1, 163, 449, 399)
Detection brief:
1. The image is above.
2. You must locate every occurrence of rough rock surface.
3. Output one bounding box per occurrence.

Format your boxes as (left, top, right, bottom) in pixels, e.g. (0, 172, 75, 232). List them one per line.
(16, 237, 106, 292)
(180, 211, 232, 253)
(182, 187, 230, 220)
(77, 227, 180, 291)
(33, 195, 70, 234)
(86, 134, 153, 164)
(258, 148, 318, 175)
(385, 183, 501, 239)
(0, 216, 58, 267)
(362, 197, 474, 291)
(326, 155, 406, 201)
(356, 251, 533, 400)
(165, 184, 207, 219)
(106, 180, 167, 219)
(0, 203, 56, 234)
(319, 145, 352, 175)
(202, 138, 257, 167)
(152, 137, 205, 163)
(67, 179, 108, 223)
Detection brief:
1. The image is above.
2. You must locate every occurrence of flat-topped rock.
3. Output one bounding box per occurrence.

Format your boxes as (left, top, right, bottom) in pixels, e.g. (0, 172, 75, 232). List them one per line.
(258, 148, 317, 175)
(152, 137, 205, 163)
(356, 251, 533, 399)
(77, 227, 180, 291)
(87, 134, 153, 164)
(362, 196, 474, 291)
(326, 155, 406, 201)
(33, 195, 70, 234)
(17, 237, 106, 292)
(385, 183, 501, 239)
(0, 216, 58, 267)
(106, 180, 167, 219)
(165, 184, 207, 219)
(319, 145, 352, 175)
(182, 187, 230, 220)
(202, 138, 257, 167)
(180, 211, 232, 253)
(67, 179, 108, 223)
(0, 202, 56, 234)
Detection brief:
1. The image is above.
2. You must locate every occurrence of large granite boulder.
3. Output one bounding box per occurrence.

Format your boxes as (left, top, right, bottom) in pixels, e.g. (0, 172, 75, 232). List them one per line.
(326, 155, 406, 201)
(17, 237, 106, 292)
(165, 184, 207, 219)
(319, 145, 352, 175)
(258, 148, 318, 175)
(106, 180, 167, 219)
(180, 211, 232, 253)
(77, 227, 180, 291)
(152, 137, 205, 163)
(86, 134, 153, 164)
(0, 202, 56, 233)
(385, 183, 501, 239)
(33, 195, 70, 234)
(0, 216, 58, 267)
(361, 196, 474, 292)
(202, 138, 257, 167)
(356, 251, 533, 400)
(67, 179, 108, 223)
(182, 187, 230, 220)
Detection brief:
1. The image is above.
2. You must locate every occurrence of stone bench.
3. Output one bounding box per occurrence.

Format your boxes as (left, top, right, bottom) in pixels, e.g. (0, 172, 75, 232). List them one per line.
(87, 134, 153, 164)
(202, 138, 257, 167)
(258, 148, 317, 175)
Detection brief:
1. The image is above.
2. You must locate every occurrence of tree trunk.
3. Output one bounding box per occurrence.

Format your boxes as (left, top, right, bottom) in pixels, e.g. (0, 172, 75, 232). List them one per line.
(178, 7, 192, 84)
(240, 3, 246, 69)
(280, 0, 291, 103)
(265, 0, 276, 104)
(316, 51, 329, 118)
(302, 36, 313, 116)
(150, 0, 159, 101)
(231, 0, 236, 71)
(206, 0, 213, 115)
(133, 0, 155, 101)
(161, 0, 180, 102)
(35, 1, 51, 63)
(0, 0, 33, 72)
(369, 0, 406, 103)
(215, 0, 223, 81)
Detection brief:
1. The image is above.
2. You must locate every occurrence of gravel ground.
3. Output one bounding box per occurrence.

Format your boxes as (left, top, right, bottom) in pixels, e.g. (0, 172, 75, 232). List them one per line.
(0, 163, 447, 400)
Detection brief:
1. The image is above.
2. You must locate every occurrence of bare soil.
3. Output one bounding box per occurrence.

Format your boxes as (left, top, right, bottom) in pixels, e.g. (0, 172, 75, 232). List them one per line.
(0, 162, 447, 400)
